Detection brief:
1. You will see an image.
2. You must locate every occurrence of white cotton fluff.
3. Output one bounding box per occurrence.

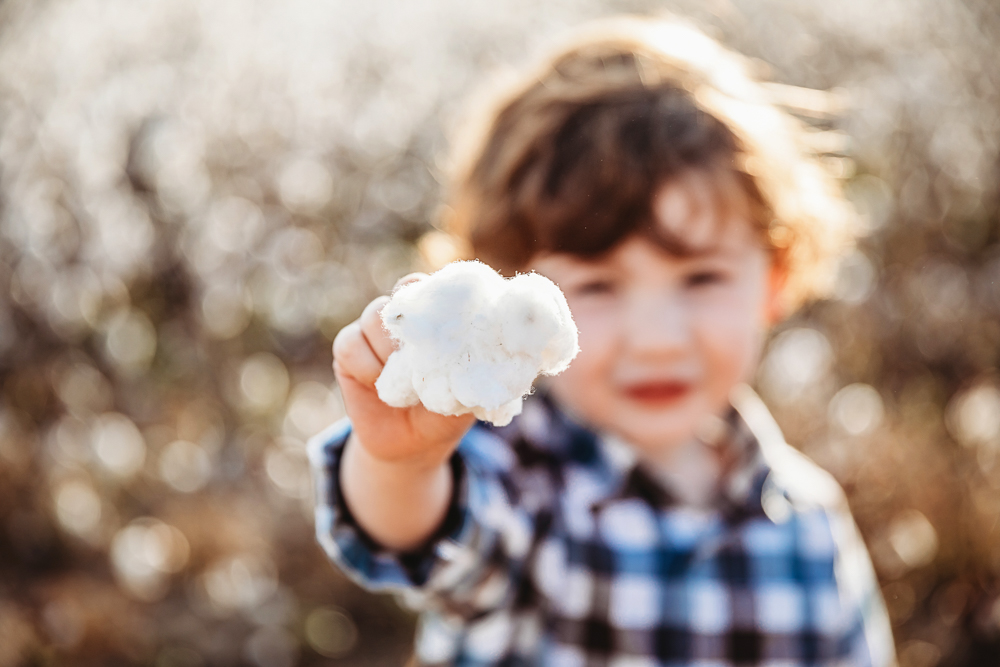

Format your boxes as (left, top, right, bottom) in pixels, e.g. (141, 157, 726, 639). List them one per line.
(375, 260, 579, 426)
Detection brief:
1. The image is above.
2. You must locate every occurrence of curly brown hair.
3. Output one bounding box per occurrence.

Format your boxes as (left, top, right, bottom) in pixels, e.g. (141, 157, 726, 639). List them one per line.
(436, 16, 854, 311)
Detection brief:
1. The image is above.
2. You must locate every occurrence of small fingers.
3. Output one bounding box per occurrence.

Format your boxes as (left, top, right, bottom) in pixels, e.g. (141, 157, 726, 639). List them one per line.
(346, 275, 427, 370)
(359, 296, 395, 364)
(332, 321, 384, 387)
(392, 272, 428, 292)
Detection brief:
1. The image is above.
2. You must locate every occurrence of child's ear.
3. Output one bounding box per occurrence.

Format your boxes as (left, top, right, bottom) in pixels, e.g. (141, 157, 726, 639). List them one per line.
(764, 261, 789, 325)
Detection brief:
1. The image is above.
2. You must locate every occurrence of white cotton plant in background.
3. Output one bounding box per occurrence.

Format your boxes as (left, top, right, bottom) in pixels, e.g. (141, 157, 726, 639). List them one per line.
(375, 261, 579, 426)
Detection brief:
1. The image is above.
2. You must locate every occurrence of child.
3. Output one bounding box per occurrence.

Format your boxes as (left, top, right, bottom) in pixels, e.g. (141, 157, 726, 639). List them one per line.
(310, 16, 896, 667)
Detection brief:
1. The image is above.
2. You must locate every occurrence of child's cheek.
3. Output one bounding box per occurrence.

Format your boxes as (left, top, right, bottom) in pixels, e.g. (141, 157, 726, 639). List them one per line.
(545, 306, 618, 413)
(696, 283, 769, 390)
(564, 294, 619, 358)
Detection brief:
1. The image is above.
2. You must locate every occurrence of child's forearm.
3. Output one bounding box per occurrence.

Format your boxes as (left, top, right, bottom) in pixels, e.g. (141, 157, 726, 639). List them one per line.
(339, 432, 453, 553)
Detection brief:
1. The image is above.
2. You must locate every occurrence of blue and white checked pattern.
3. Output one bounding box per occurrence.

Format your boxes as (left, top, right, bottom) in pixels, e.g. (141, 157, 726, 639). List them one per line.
(309, 386, 896, 666)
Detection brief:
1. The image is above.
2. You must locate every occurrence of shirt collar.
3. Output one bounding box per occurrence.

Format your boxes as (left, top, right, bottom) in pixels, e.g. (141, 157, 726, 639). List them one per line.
(591, 401, 771, 519)
(499, 385, 790, 523)
(599, 385, 788, 522)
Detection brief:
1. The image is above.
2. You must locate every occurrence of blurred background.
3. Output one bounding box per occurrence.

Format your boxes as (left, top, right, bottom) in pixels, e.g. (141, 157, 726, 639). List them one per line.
(0, 0, 997, 665)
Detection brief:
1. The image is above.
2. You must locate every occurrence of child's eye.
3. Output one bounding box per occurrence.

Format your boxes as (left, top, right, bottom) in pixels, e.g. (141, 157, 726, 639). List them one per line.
(685, 271, 727, 287)
(574, 280, 616, 296)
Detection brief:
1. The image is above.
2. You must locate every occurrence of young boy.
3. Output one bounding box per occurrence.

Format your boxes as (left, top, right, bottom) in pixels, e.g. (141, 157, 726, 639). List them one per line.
(310, 17, 896, 667)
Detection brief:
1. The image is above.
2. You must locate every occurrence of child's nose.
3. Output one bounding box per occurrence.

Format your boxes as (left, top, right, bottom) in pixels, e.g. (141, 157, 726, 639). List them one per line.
(624, 291, 692, 357)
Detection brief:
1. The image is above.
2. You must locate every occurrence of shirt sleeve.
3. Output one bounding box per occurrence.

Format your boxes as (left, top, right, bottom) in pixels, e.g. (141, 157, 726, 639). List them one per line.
(307, 419, 538, 620)
(760, 430, 897, 667)
(829, 504, 898, 667)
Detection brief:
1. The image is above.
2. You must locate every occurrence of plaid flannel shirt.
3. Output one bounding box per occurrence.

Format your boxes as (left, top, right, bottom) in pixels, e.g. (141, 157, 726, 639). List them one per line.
(309, 385, 896, 667)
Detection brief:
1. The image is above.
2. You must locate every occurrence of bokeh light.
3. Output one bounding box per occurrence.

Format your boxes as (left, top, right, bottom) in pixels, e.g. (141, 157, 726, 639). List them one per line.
(829, 383, 884, 436)
(158, 440, 213, 493)
(53, 479, 102, 538)
(92, 413, 147, 479)
(201, 555, 279, 613)
(887, 510, 939, 572)
(110, 518, 190, 601)
(946, 384, 1000, 448)
(758, 327, 834, 401)
(239, 353, 290, 415)
(304, 607, 358, 658)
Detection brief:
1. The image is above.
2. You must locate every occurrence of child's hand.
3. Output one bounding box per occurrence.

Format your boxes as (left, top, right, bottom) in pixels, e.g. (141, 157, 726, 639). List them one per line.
(333, 275, 475, 551)
(332, 275, 477, 469)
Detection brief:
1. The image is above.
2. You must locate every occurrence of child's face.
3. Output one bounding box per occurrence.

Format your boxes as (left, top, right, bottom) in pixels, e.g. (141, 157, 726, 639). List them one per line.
(529, 171, 781, 461)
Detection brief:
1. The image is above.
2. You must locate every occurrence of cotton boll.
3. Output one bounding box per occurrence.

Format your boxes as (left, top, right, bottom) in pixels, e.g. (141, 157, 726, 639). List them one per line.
(500, 272, 579, 375)
(496, 276, 562, 359)
(449, 348, 537, 412)
(374, 353, 420, 408)
(375, 260, 578, 426)
(381, 262, 504, 350)
(538, 289, 579, 375)
(414, 373, 463, 416)
(474, 399, 523, 426)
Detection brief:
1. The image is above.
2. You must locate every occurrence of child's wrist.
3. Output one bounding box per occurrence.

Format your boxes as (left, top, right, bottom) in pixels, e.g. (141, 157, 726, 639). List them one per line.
(346, 431, 454, 479)
(340, 433, 455, 552)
